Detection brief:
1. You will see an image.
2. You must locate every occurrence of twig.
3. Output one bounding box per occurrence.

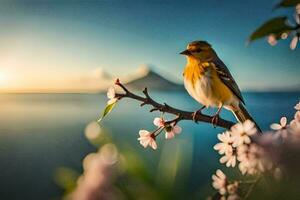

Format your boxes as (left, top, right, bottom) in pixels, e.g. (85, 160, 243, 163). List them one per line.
(244, 176, 262, 199)
(115, 81, 235, 130)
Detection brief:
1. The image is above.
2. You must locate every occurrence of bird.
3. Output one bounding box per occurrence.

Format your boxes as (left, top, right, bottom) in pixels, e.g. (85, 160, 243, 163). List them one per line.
(180, 40, 261, 132)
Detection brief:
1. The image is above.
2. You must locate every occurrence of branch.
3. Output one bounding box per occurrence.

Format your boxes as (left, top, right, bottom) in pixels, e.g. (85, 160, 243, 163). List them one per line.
(114, 80, 235, 130)
(244, 176, 262, 199)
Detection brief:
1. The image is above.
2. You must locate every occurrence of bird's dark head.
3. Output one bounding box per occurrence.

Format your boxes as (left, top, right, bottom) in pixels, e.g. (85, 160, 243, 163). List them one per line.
(180, 40, 216, 62)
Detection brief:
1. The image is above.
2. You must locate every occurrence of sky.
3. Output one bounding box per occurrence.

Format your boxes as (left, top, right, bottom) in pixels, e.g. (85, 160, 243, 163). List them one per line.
(0, 0, 299, 92)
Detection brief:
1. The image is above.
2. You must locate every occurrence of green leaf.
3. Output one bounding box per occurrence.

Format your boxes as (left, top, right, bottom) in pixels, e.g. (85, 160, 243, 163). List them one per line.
(248, 16, 294, 42)
(274, 0, 300, 9)
(98, 102, 116, 122)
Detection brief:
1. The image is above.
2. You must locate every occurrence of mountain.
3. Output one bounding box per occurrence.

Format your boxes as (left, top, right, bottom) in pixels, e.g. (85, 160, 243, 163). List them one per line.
(123, 66, 183, 91)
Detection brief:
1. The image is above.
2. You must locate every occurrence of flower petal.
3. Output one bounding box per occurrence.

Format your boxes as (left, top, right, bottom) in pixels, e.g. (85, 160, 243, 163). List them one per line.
(280, 117, 287, 127)
(173, 125, 182, 134)
(107, 98, 117, 105)
(270, 123, 282, 130)
(153, 117, 164, 127)
(294, 102, 300, 111)
(107, 86, 116, 99)
(165, 131, 175, 139)
(290, 36, 299, 50)
(138, 130, 150, 137)
(216, 169, 226, 179)
(149, 140, 157, 150)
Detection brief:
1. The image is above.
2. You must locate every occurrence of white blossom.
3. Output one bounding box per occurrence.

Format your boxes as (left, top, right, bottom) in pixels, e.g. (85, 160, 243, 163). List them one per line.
(137, 130, 157, 150)
(220, 153, 237, 167)
(290, 119, 300, 135)
(107, 87, 117, 104)
(214, 131, 233, 155)
(231, 120, 257, 147)
(271, 117, 288, 139)
(212, 169, 227, 195)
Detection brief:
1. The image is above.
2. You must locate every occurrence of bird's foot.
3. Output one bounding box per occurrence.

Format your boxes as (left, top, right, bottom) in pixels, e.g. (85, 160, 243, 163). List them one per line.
(192, 106, 205, 123)
(211, 114, 220, 128)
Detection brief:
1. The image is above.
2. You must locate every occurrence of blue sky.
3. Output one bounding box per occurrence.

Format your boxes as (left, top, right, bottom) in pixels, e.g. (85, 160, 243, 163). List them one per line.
(0, 0, 299, 91)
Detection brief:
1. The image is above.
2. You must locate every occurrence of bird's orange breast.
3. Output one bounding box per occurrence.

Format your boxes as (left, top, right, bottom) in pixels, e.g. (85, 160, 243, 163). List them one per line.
(183, 61, 235, 107)
(183, 63, 204, 88)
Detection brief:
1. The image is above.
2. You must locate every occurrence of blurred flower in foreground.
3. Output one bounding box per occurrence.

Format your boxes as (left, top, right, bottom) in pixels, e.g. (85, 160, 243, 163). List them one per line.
(137, 130, 157, 150)
(68, 143, 119, 200)
(270, 117, 288, 139)
(211, 170, 240, 199)
(237, 143, 272, 175)
(267, 34, 277, 46)
(290, 35, 299, 50)
(212, 169, 227, 195)
(264, 4, 300, 50)
(85, 121, 101, 140)
(295, 102, 300, 110)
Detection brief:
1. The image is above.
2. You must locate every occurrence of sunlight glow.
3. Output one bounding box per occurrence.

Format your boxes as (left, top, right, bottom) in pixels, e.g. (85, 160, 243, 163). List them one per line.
(0, 71, 9, 86)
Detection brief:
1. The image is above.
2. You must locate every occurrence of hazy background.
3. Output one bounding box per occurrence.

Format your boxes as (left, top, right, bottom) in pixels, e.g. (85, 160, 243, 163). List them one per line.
(0, 0, 299, 93)
(0, 0, 299, 200)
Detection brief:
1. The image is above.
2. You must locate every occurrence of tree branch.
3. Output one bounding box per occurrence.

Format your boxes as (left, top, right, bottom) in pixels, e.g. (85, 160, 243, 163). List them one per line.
(115, 80, 235, 130)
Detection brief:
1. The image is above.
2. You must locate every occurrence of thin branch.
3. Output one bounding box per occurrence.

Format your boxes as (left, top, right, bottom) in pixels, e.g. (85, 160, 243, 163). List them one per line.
(115, 81, 235, 130)
(244, 176, 262, 199)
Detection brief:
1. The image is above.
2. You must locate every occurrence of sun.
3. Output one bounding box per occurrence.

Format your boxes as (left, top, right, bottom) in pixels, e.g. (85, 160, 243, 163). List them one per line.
(0, 71, 9, 86)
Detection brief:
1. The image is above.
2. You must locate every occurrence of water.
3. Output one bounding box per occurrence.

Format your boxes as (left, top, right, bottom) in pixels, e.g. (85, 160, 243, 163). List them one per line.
(0, 92, 299, 200)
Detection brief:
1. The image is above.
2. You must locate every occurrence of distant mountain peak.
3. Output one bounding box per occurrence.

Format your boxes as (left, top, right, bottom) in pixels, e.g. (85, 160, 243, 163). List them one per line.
(136, 65, 151, 77)
(124, 65, 183, 91)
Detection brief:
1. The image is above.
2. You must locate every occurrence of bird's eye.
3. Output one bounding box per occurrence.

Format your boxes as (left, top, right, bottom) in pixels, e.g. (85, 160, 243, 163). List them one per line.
(193, 49, 202, 53)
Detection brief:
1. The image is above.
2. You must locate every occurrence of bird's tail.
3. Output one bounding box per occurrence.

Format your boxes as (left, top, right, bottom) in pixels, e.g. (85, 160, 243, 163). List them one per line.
(232, 103, 262, 133)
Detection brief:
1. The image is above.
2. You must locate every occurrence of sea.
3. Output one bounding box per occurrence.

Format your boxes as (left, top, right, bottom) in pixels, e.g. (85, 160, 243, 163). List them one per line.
(0, 92, 299, 200)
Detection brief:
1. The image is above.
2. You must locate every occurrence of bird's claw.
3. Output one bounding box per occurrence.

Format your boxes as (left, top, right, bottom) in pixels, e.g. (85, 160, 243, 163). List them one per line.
(211, 114, 219, 128)
(192, 106, 205, 123)
(192, 111, 199, 123)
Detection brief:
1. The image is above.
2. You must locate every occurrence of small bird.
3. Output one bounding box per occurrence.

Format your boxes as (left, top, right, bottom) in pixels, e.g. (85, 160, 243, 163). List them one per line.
(180, 40, 261, 132)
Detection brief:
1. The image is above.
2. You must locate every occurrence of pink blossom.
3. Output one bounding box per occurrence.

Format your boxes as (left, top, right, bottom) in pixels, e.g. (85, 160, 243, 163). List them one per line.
(212, 169, 227, 195)
(231, 120, 257, 147)
(214, 131, 233, 155)
(153, 117, 165, 127)
(220, 153, 237, 167)
(271, 117, 287, 130)
(290, 36, 299, 50)
(137, 130, 157, 150)
(165, 123, 182, 139)
(267, 34, 277, 46)
(271, 117, 288, 139)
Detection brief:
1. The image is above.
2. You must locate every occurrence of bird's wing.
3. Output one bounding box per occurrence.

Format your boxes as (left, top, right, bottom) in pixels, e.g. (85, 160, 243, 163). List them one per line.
(212, 58, 245, 104)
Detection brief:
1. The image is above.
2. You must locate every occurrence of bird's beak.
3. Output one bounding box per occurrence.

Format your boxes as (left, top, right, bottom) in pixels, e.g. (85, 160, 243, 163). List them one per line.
(180, 49, 191, 56)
